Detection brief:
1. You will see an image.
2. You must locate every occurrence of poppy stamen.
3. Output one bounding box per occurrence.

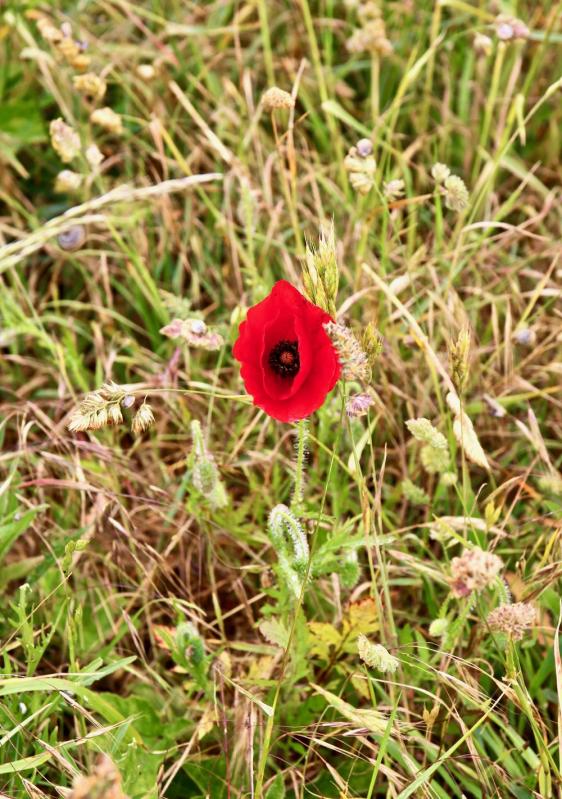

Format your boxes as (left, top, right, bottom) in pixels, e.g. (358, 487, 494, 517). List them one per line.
(269, 340, 300, 378)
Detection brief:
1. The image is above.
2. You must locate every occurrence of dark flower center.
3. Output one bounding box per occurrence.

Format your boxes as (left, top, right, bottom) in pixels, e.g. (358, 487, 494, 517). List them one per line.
(268, 340, 300, 378)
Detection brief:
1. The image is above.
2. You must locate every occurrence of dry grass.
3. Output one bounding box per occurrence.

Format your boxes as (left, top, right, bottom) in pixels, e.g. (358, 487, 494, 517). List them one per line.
(0, 1, 561, 798)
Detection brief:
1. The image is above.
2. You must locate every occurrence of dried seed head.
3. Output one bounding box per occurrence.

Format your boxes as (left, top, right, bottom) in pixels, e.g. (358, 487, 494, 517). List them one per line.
(160, 318, 224, 350)
(131, 402, 155, 435)
(72, 72, 107, 101)
(324, 322, 370, 382)
(473, 33, 493, 56)
(303, 222, 339, 317)
(58, 225, 86, 251)
(55, 170, 83, 193)
(487, 602, 536, 640)
(450, 327, 471, 393)
(362, 322, 383, 367)
(261, 87, 295, 112)
(107, 403, 123, 425)
(449, 547, 503, 597)
(50, 118, 81, 163)
(85, 143, 104, 169)
(37, 16, 63, 42)
(346, 392, 375, 418)
(347, 15, 393, 56)
(344, 146, 376, 195)
(431, 162, 450, 184)
(357, 635, 399, 673)
(444, 174, 469, 212)
(90, 107, 123, 135)
(383, 178, 405, 200)
(137, 63, 156, 81)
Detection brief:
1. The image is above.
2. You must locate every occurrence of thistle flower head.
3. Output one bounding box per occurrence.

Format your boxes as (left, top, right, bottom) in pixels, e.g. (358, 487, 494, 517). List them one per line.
(50, 118, 81, 163)
(261, 87, 294, 112)
(357, 635, 399, 673)
(444, 174, 469, 212)
(90, 107, 123, 135)
(449, 547, 503, 597)
(487, 602, 536, 640)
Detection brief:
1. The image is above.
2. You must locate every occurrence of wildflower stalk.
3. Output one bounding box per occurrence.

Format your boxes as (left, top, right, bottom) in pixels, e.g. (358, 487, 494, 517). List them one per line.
(370, 52, 380, 127)
(254, 393, 346, 798)
(291, 419, 309, 515)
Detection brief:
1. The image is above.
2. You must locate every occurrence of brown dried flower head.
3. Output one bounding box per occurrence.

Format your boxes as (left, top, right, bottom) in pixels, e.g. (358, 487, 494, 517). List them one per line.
(487, 602, 537, 640)
(449, 546, 503, 597)
(261, 87, 295, 112)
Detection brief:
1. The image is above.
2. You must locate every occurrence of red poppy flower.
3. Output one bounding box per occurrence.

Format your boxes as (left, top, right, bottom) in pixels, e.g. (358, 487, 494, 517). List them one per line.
(233, 281, 341, 422)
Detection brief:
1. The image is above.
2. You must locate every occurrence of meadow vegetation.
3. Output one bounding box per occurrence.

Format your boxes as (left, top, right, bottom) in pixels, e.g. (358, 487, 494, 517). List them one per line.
(0, 1, 561, 797)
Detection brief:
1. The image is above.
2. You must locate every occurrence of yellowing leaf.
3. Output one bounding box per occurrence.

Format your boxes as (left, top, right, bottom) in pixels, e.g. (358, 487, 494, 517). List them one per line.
(307, 622, 343, 659)
(343, 597, 378, 640)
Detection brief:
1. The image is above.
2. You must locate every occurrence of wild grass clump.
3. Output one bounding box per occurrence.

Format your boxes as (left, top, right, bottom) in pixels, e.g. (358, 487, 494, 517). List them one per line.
(0, 1, 561, 798)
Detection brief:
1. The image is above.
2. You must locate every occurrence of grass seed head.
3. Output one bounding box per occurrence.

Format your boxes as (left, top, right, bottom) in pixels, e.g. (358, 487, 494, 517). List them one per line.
(357, 635, 399, 673)
(50, 118, 81, 163)
(444, 174, 469, 211)
(90, 107, 123, 135)
(73, 72, 107, 101)
(324, 322, 370, 382)
(55, 170, 83, 193)
(131, 402, 155, 435)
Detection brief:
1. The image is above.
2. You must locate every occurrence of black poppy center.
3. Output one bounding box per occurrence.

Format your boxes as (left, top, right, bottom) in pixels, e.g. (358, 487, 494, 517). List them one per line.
(268, 340, 300, 378)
